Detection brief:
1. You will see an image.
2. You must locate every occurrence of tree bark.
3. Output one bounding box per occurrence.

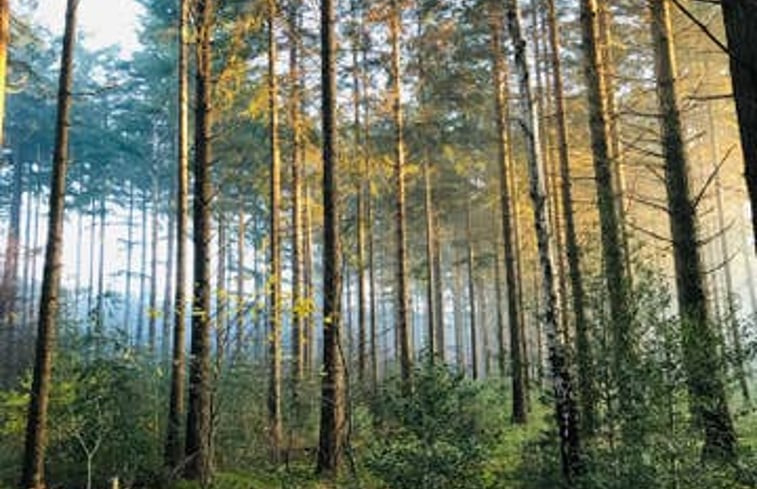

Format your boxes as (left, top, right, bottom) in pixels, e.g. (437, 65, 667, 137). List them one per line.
(185, 0, 215, 481)
(148, 176, 159, 354)
(316, 0, 346, 473)
(95, 192, 106, 346)
(504, 0, 582, 482)
(124, 180, 135, 334)
(546, 0, 596, 436)
(1, 151, 22, 328)
(165, 0, 189, 470)
(720, 0, 757, 252)
(466, 203, 478, 380)
(266, 0, 283, 459)
(490, 3, 526, 422)
(20, 1, 77, 486)
(137, 193, 148, 347)
(162, 185, 176, 360)
(650, 0, 737, 461)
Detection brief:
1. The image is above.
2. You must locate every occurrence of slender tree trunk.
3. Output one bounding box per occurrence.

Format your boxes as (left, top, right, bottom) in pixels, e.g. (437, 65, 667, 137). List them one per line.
(1, 153, 23, 328)
(22, 171, 33, 328)
(165, 0, 189, 470)
(466, 203, 478, 380)
(367, 165, 378, 389)
(266, 0, 283, 459)
(289, 0, 305, 386)
(185, 0, 215, 481)
(304, 183, 314, 375)
(580, 0, 635, 432)
(504, 0, 582, 482)
(316, 0, 346, 473)
(87, 199, 96, 324)
(124, 180, 134, 333)
(720, 0, 757, 251)
(454, 248, 465, 370)
(650, 0, 737, 461)
(20, 1, 77, 486)
(30, 184, 41, 323)
(389, 0, 412, 390)
(217, 215, 227, 364)
(490, 4, 526, 421)
(0, 0, 8, 147)
(148, 177, 159, 354)
(547, 0, 595, 436)
(95, 193, 106, 346)
(137, 194, 148, 347)
(163, 186, 176, 360)
(235, 201, 245, 358)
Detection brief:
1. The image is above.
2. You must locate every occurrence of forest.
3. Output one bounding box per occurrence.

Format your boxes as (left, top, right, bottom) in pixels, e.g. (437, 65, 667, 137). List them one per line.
(1, 0, 757, 488)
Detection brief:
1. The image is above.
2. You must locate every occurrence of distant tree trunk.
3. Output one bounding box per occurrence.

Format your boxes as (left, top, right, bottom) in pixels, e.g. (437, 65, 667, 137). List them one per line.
(580, 0, 635, 433)
(490, 3, 526, 422)
(163, 187, 176, 360)
(148, 177, 159, 354)
(453, 248, 465, 370)
(304, 183, 315, 375)
(720, 1, 757, 251)
(316, 0, 346, 473)
(185, 0, 215, 482)
(504, 0, 582, 483)
(235, 202, 245, 358)
(494, 231, 506, 378)
(137, 194, 148, 347)
(95, 193, 106, 345)
(1, 151, 22, 327)
(124, 180, 135, 333)
(0, 0, 8, 147)
(165, 0, 189, 470)
(466, 203, 478, 380)
(432, 215, 444, 359)
(87, 199, 96, 325)
(266, 0, 283, 460)
(389, 0, 412, 390)
(22, 170, 33, 329)
(20, 1, 77, 486)
(367, 167, 378, 389)
(30, 184, 41, 322)
(289, 0, 305, 385)
(650, 0, 737, 461)
(546, 0, 595, 436)
(707, 99, 750, 404)
(217, 215, 227, 363)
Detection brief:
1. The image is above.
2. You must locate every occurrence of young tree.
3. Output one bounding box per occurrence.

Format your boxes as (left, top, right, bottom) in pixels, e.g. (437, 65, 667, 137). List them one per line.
(649, 0, 737, 462)
(316, 0, 346, 473)
(20, 1, 78, 487)
(185, 0, 215, 482)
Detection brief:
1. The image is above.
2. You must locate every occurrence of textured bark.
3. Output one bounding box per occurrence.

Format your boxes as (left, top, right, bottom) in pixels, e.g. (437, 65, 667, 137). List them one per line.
(504, 0, 582, 482)
(316, 0, 346, 473)
(580, 0, 635, 429)
(185, 0, 215, 481)
(289, 0, 305, 385)
(490, 4, 526, 422)
(547, 0, 595, 436)
(720, 0, 757, 251)
(165, 0, 189, 470)
(20, 1, 77, 486)
(266, 0, 283, 459)
(650, 0, 737, 461)
(0, 0, 8, 147)
(389, 0, 412, 390)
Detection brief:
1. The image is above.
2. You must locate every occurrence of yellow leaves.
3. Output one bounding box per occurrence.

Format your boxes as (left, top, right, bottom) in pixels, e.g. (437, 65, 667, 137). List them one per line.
(147, 308, 162, 321)
(246, 83, 269, 120)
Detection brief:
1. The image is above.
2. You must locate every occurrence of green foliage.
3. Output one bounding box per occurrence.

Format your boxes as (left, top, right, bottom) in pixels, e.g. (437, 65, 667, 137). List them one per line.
(364, 363, 500, 489)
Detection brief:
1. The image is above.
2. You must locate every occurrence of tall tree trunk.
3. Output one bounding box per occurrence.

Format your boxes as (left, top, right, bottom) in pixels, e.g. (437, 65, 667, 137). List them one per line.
(95, 192, 106, 346)
(87, 198, 96, 324)
(235, 201, 245, 358)
(289, 0, 305, 386)
(316, 0, 346, 473)
(720, 1, 757, 251)
(165, 0, 189, 470)
(266, 0, 283, 459)
(30, 183, 41, 323)
(389, 0, 412, 389)
(504, 0, 582, 482)
(546, 0, 595, 436)
(137, 194, 148, 347)
(454, 248, 465, 370)
(580, 0, 636, 434)
(466, 203, 478, 380)
(20, 1, 77, 486)
(148, 177, 159, 354)
(0, 0, 8, 147)
(22, 169, 33, 328)
(367, 165, 378, 389)
(650, 0, 737, 461)
(494, 230, 506, 378)
(1, 152, 22, 328)
(124, 180, 134, 333)
(217, 215, 227, 363)
(304, 183, 314, 375)
(163, 186, 176, 360)
(185, 0, 215, 481)
(490, 3, 526, 422)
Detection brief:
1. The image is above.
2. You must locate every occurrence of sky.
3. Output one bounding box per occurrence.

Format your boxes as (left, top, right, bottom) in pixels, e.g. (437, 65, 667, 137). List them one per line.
(32, 0, 143, 57)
